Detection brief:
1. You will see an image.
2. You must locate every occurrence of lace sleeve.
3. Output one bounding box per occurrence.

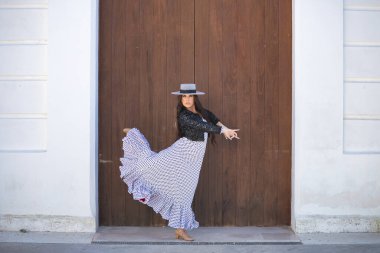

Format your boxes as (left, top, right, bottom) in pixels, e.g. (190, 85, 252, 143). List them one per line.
(180, 111, 222, 134)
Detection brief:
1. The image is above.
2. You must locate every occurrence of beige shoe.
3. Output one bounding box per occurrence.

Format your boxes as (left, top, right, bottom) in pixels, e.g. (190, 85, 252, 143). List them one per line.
(175, 229, 194, 241)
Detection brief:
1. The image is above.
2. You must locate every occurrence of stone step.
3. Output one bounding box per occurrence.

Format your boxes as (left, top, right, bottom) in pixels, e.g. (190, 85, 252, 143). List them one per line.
(92, 226, 302, 245)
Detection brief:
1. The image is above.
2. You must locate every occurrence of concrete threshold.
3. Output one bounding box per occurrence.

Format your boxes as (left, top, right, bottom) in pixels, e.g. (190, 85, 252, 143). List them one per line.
(91, 226, 302, 245)
(0, 231, 93, 244)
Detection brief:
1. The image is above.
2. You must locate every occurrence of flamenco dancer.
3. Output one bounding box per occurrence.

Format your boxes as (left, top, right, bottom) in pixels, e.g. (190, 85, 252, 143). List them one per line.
(119, 83, 239, 241)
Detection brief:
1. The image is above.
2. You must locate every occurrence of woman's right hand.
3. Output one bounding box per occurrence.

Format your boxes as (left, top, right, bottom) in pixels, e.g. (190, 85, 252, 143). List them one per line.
(223, 128, 240, 140)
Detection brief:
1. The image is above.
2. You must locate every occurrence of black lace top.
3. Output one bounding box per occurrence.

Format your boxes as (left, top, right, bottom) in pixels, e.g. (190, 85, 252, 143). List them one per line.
(178, 108, 222, 141)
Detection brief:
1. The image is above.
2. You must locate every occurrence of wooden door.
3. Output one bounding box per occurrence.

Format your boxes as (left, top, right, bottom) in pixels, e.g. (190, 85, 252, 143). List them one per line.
(99, 0, 292, 226)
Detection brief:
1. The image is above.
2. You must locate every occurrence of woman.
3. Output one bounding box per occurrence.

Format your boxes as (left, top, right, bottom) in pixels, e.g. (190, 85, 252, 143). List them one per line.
(119, 83, 239, 241)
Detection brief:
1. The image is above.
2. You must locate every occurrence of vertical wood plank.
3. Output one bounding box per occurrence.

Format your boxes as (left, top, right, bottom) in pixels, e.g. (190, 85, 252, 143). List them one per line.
(250, 0, 266, 226)
(221, 0, 238, 226)
(264, 0, 279, 225)
(125, 0, 149, 226)
(181, 0, 195, 82)
(208, 0, 224, 226)
(166, 0, 181, 147)
(235, 0, 251, 226)
(139, 0, 154, 142)
(194, 0, 210, 226)
(151, 0, 168, 227)
(139, 0, 156, 225)
(98, 0, 113, 226)
(278, 0, 292, 225)
(181, 0, 196, 218)
(110, 0, 127, 225)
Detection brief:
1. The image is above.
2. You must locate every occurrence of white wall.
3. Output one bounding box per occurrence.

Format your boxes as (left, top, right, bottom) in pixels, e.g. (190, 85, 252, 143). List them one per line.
(293, 0, 380, 233)
(1, 0, 379, 233)
(0, 0, 98, 232)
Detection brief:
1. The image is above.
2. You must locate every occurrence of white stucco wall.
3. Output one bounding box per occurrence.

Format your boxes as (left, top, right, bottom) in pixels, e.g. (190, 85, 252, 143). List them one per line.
(293, 0, 380, 233)
(0, 0, 98, 232)
(1, 0, 379, 233)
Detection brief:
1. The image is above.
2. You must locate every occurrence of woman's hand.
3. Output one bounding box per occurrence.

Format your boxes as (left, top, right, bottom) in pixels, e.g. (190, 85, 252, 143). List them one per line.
(223, 128, 240, 140)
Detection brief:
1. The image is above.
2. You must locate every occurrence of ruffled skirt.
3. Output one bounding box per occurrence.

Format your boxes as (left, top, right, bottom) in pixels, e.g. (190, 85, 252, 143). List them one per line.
(119, 128, 208, 230)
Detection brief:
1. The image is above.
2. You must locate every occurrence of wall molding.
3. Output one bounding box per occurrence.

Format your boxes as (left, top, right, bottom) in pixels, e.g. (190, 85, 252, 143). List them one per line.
(0, 40, 48, 45)
(343, 150, 380, 155)
(0, 4, 48, 9)
(344, 42, 380, 47)
(0, 75, 48, 81)
(0, 214, 96, 232)
(295, 215, 380, 233)
(344, 77, 380, 83)
(344, 114, 380, 121)
(0, 149, 47, 153)
(344, 5, 380, 12)
(0, 113, 47, 119)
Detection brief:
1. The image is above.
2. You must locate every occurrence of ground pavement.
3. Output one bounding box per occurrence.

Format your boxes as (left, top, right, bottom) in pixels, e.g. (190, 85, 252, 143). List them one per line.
(0, 226, 379, 253)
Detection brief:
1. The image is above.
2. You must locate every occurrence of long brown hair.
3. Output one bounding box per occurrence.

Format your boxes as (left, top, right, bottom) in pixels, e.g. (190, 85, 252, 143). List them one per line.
(176, 95, 217, 145)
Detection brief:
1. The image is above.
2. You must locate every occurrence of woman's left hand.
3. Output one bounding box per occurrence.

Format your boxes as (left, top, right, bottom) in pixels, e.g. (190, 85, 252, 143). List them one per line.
(223, 129, 240, 140)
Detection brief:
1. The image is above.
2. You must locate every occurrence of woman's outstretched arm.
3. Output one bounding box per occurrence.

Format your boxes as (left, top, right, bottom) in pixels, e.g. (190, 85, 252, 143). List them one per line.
(180, 111, 223, 134)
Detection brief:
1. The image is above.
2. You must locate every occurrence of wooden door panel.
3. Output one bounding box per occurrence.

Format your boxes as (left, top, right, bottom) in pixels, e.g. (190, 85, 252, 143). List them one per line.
(99, 0, 292, 226)
(192, 0, 291, 226)
(99, 0, 195, 226)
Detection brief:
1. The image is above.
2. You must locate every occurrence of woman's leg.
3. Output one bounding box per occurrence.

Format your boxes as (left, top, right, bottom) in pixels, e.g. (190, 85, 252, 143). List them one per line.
(123, 128, 131, 135)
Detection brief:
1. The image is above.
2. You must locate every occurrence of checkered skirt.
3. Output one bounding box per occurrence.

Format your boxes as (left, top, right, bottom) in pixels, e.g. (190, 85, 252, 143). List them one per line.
(119, 126, 208, 230)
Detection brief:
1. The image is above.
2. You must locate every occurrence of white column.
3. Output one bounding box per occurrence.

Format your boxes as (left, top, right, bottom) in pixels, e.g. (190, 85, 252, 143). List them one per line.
(293, 0, 380, 233)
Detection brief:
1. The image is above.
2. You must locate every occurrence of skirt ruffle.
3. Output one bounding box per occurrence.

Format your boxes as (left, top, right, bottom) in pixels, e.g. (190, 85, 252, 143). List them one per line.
(119, 128, 199, 230)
